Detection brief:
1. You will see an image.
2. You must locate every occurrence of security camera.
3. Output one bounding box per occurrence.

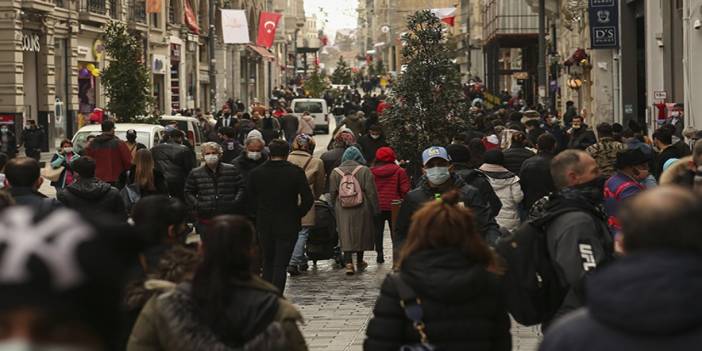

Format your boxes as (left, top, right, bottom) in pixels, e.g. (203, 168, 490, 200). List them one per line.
(694, 19, 702, 30)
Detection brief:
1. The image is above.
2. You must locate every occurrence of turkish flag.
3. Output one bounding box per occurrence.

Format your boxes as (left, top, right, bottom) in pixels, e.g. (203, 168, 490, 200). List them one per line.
(256, 12, 282, 49)
(430, 8, 457, 26)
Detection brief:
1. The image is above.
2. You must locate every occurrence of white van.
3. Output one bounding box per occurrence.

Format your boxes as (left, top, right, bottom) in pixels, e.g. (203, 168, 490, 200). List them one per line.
(160, 115, 204, 159)
(291, 98, 329, 134)
(72, 123, 165, 155)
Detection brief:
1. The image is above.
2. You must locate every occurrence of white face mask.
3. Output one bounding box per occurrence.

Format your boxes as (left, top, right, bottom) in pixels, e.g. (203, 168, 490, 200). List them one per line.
(425, 166, 451, 185)
(370, 134, 381, 140)
(63, 147, 73, 154)
(0, 339, 90, 351)
(204, 154, 219, 165)
(247, 151, 262, 160)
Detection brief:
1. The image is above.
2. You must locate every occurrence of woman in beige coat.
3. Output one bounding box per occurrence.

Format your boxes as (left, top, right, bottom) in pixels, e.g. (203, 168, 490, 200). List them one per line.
(297, 112, 316, 136)
(329, 146, 379, 275)
(287, 134, 326, 275)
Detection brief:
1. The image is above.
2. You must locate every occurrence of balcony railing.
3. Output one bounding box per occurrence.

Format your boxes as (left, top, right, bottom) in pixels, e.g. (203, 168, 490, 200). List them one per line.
(483, 0, 538, 42)
(109, 0, 118, 18)
(80, 0, 107, 14)
(129, 0, 146, 23)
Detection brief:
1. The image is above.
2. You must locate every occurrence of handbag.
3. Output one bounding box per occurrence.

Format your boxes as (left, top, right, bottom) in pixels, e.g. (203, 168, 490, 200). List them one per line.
(41, 162, 64, 182)
(389, 273, 437, 351)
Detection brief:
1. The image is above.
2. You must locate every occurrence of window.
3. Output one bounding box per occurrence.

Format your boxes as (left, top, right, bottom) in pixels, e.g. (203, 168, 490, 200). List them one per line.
(198, 0, 208, 32)
(169, 0, 180, 24)
(293, 102, 323, 113)
(110, 0, 119, 18)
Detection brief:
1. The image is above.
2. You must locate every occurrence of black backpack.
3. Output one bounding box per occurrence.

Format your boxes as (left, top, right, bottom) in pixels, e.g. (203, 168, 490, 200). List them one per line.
(495, 206, 587, 326)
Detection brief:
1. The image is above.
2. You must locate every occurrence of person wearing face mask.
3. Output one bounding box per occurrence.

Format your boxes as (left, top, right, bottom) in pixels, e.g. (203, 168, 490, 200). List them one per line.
(603, 149, 650, 235)
(667, 104, 685, 140)
(152, 129, 196, 201)
(49, 139, 80, 192)
(184, 142, 246, 238)
(217, 127, 243, 164)
(566, 116, 597, 150)
(356, 124, 388, 164)
(530, 150, 613, 330)
(19, 120, 44, 161)
(0, 124, 17, 159)
(232, 131, 269, 182)
(395, 146, 502, 247)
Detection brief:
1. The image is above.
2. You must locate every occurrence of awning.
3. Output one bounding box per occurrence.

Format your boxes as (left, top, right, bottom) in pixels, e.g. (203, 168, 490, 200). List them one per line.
(246, 44, 275, 61)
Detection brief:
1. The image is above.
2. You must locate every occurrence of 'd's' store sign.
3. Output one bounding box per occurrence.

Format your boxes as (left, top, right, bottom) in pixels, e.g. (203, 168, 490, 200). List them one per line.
(21, 32, 40, 52)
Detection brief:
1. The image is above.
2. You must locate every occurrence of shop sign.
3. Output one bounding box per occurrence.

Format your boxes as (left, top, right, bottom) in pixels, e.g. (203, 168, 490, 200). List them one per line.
(512, 71, 529, 80)
(93, 39, 105, 61)
(21, 32, 40, 52)
(589, 0, 619, 49)
(654, 91, 667, 100)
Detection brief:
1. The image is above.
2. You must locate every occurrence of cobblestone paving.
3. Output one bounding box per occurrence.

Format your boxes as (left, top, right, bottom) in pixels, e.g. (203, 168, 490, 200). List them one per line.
(284, 238, 542, 351)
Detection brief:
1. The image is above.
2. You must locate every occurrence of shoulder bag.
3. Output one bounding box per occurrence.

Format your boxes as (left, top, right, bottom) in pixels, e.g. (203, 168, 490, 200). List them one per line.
(389, 273, 437, 351)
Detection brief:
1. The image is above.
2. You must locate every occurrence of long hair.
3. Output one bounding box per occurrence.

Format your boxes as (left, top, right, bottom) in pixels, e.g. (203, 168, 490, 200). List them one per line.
(191, 215, 257, 337)
(134, 149, 156, 191)
(398, 190, 500, 272)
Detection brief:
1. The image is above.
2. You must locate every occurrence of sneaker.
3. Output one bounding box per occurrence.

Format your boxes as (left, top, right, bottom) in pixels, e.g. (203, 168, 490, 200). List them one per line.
(345, 263, 355, 275)
(357, 261, 368, 272)
(287, 265, 301, 276)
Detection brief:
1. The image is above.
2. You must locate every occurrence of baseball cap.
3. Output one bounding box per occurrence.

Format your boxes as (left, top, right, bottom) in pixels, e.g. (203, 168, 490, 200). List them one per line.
(422, 146, 451, 166)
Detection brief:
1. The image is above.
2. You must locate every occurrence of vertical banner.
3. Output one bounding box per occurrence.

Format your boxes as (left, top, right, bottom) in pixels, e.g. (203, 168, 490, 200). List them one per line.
(589, 0, 619, 49)
(221, 9, 250, 44)
(146, 0, 161, 14)
(256, 11, 282, 49)
(183, 0, 200, 34)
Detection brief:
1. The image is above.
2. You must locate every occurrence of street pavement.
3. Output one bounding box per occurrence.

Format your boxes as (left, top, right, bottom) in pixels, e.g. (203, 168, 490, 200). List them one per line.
(37, 124, 542, 350)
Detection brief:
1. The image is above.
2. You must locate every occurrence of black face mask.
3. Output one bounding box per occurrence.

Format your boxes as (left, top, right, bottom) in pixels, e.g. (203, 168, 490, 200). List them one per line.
(574, 176, 606, 202)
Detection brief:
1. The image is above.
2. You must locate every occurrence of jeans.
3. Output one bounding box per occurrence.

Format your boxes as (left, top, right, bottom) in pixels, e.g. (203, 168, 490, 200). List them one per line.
(289, 227, 310, 266)
(261, 235, 297, 294)
(374, 211, 393, 254)
(334, 114, 344, 127)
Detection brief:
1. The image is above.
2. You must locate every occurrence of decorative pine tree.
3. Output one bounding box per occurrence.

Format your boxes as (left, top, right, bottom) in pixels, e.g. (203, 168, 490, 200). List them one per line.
(304, 64, 327, 98)
(101, 21, 153, 122)
(331, 56, 352, 84)
(374, 58, 386, 77)
(381, 10, 470, 178)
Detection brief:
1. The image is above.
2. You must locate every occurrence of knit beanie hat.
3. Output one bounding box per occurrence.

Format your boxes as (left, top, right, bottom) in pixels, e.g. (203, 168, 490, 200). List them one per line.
(246, 130, 265, 145)
(375, 146, 396, 163)
(483, 149, 505, 166)
(446, 144, 471, 163)
(342, 146, 366, 165)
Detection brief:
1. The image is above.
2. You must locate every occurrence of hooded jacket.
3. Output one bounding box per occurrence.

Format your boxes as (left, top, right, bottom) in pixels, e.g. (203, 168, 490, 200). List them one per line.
(502, 146, 535, 175)
(479, 163, 523, 233)
(357, 134, 388, 164)
(57, 178, 127, 221)
(540, 251, 702, 351)
(395, 174, 502, 245)
(127, 277, 307, 351)
(85, 133, 133, 183)
(519, 153, 556, 209)
(371, 163, 410, 212)
(151, 141, 197, 186)
(364, 249, 511, 351)
(453, 163, 502, 218)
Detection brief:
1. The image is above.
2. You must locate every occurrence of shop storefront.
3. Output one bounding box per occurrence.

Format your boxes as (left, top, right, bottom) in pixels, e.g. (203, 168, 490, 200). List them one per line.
(77, 37, 104, 128)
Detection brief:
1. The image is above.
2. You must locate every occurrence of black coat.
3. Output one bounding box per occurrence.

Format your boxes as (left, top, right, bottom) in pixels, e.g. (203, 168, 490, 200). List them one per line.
(357, 135, 387, 164)
(184, 163, 246, 220)
(364, 249, 511, 351)
(519, 153, 555, 209)
(57, 179, 127, 221)
(502, 146, 535, 175)
(247, 160, 313, 240)
(232, 152, 268, 181)
(453, 163, 502, 218)
(567, 128, 597, 150)
(395, 174, 502, 245)
(220, 139, 243, 164)
(151, 142, 196, 186)
(10, 187, 61, 211)
(540, 251, 702, 351)
(321, 147, 346, 191)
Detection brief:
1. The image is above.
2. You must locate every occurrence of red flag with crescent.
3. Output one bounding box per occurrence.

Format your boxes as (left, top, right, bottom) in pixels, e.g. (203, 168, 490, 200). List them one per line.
(256, 12, 282, 49)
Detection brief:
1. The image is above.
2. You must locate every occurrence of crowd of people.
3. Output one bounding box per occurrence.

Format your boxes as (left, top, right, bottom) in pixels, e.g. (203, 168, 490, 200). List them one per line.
(0, 89, 699, 351)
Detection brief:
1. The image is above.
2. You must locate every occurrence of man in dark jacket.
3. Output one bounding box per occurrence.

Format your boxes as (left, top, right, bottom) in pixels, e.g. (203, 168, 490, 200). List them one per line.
(356, 124, 387, 164)
(0, 125, 17, 159)
(57, 156, 126, 221)
(653, 126, 688, 180)
(503, 131, 535, 174)
(85, 120, 132, 185)
(395, 146, 502, 246)
(20, 120, 44, 161)
(280, 112, 299, 144)
(184, 142, 246, 233)
(218, 127, 243, 164)
(520, 133, 557, 210)
(562, 100, 578, 127)
(232, 132, 268, 181)
(447, 144, 502, 218)
(540, 186, 702, 350)
(152, 129, 196, 201)
(5, 157, 60, 210)
(566, 116, 597, 150)
(247, 139, 313, 293)
(537, 150, 613, 329)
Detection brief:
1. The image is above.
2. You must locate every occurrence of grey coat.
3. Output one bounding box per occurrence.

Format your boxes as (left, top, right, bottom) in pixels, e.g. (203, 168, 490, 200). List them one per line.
(329, 160, 379, 252)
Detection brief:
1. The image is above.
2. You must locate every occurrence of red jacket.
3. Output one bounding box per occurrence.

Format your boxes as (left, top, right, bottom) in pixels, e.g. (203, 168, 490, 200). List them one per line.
(86, 133, 132, 183)
(371, 163, 410, 211)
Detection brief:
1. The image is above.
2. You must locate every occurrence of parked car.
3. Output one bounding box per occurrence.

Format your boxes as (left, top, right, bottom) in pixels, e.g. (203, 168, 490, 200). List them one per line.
(72, 123, 165, 155)
(291, 98, 329, 134)
(160, 115, 204, 160)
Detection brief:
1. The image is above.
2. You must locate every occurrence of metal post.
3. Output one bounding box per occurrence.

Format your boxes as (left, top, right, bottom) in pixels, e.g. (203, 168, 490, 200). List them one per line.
(537, 0, 547, 107)
(208, 0, 216, 113)
(549, 22, 557, 113)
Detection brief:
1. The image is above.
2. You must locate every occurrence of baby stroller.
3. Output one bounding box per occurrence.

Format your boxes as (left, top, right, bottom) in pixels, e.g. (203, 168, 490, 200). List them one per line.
(306, 194, 343, 267)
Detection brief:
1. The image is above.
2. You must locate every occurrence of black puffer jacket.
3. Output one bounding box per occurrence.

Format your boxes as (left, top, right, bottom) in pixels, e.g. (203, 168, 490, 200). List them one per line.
(57, 178, 127, 221)
(540, 251, 702, 351)
(503, 146, 535, 175)
(395, 174, 502, 245)
(184, 163, 245, 220)
(151, 142, 196, 185)
(453, 163, 502, 218)
(232, 151, 268, 181)
(364, 249, 511, 351)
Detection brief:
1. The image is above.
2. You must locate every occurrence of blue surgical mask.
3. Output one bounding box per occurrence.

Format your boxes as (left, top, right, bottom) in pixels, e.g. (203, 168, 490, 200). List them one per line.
(425, 167, 450, 185)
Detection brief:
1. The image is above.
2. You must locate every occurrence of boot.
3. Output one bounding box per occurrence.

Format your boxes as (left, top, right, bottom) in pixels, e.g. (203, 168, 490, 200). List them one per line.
(287, 265, 301, 276)
(357, 260, 368, 272)
(376, 251, 385, 264)
(345, 263, 355, 275)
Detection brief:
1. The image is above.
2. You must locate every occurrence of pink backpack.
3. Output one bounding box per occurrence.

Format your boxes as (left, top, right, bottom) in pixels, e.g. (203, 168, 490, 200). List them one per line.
(334, 166, 364, 208)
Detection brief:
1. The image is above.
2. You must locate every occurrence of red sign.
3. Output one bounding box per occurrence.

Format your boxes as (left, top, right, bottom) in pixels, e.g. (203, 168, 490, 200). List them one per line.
(183, 0, 200, 34)
(256, 12, 282, 49)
